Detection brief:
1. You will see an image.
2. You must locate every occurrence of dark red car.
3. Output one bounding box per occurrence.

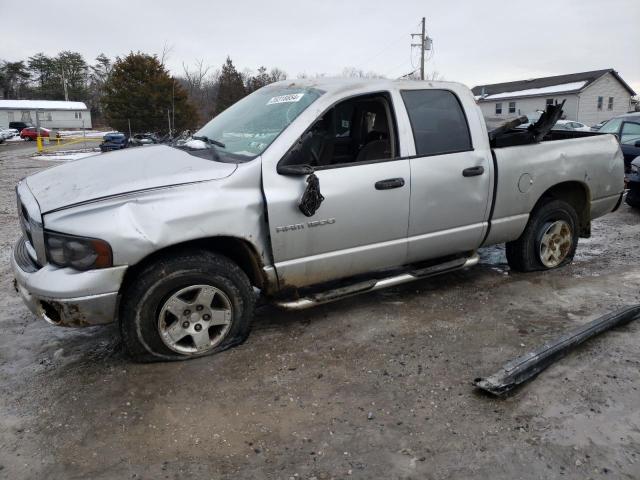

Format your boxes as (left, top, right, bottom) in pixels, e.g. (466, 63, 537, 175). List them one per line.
(20, 127, 51, 141)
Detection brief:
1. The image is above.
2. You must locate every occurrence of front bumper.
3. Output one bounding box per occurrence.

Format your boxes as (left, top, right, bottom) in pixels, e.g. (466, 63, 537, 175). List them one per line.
(11, 238, 128, 327)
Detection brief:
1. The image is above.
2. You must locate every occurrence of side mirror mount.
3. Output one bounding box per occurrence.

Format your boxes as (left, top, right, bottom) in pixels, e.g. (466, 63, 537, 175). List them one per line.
(277, 164, 315, 176)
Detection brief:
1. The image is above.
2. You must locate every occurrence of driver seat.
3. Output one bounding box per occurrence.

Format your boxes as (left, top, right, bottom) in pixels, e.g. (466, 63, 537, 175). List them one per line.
(356, 111, 391, 162)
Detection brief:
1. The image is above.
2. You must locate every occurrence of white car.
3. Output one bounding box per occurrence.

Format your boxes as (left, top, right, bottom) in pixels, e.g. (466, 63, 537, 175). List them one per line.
(553, 120, 591, 132)
(0, 127, 19, 140)
(0, 129, 11, 143)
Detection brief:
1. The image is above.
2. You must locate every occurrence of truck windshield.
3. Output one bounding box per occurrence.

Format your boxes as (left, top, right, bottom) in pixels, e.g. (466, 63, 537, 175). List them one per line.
(191, 86, 323, 161)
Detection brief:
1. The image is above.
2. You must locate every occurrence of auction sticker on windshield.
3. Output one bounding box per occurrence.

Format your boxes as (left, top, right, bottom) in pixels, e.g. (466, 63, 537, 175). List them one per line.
(267, 93, 305, 105)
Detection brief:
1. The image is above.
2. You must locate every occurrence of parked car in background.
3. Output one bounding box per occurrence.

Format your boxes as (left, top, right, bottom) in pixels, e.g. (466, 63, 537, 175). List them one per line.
(553, 120, 592, 132)
(627, 158, 640, 208)
(591, 120, 609, 131)
(0, 127, 19, 138)
(0, 127, 16, 143)
(9, 121, 33, 133)
(598, 112, 640, 173)
(20, 127, 50, 141)
(99, 132, 128, 152)
(131, 133, 159, 145)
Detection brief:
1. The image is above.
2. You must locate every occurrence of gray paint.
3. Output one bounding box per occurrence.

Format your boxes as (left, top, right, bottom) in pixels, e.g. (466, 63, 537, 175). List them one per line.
(11, 78, 624, 326)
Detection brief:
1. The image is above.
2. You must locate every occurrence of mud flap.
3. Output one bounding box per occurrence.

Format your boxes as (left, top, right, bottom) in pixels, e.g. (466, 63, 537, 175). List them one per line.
(474, 304, 640, 396)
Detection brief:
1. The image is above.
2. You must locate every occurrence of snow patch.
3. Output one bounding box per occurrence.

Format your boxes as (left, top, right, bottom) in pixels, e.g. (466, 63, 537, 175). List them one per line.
(480, 81, 588, 100)
(0, 100, 88, 110)
(32, 151, 101, 162)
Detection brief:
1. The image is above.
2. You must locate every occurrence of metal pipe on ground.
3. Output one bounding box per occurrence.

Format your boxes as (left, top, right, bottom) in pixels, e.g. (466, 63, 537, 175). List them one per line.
(474, 304, 640, 396)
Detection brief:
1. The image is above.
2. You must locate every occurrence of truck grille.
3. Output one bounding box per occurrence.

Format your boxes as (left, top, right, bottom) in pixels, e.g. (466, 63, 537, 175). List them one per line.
(14, 236, 40, 273)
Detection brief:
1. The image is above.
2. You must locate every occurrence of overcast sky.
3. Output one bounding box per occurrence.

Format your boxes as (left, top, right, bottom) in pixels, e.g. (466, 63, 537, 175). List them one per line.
(2, 0, 639, 93)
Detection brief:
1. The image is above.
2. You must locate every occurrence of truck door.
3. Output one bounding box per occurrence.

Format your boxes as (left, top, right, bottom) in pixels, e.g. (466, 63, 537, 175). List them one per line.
(262, 92, 411, 289)
(400, 89, 492, 263)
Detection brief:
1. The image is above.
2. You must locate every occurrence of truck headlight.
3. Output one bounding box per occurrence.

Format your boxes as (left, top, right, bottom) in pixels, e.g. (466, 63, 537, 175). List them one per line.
(45, 231, 113, 270)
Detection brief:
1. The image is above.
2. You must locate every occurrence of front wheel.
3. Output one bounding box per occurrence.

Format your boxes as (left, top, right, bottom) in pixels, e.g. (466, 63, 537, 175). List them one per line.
(119, 250, 255, 362)
(506, 199, 579, 272)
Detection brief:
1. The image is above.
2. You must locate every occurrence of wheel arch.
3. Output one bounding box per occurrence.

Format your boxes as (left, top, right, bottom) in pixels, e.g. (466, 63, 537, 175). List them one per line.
(119, 236, 269, 297)
(534, 181, 591, 237)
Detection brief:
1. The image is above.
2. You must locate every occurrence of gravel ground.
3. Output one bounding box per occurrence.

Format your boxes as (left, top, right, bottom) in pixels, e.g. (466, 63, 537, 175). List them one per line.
(0, 147, 639, 480)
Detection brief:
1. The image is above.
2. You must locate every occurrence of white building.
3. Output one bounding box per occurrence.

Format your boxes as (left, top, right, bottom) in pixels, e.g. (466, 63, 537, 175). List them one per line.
(0, 100, 92, 129)
(472, 69, 636, 127)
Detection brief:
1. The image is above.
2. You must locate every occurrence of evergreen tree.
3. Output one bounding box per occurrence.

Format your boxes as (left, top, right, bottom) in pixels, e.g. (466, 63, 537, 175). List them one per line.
(102, 52, 198, 133)
(28, 53, 58, 99)
(246, 66, 270, 93)
(0, 61, 30, 99)
(57, 51, 89, 100)
(27, 51, 88, 100)
(214, 56, 246, 115)
(87, 54, 112, 124)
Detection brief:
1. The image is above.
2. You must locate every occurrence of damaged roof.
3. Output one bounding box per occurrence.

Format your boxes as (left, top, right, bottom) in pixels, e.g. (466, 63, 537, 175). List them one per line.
(472, 69, 636, 101)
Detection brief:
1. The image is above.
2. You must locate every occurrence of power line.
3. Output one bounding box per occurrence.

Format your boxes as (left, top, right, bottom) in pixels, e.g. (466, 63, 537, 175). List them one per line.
(357, 22, 422, 73)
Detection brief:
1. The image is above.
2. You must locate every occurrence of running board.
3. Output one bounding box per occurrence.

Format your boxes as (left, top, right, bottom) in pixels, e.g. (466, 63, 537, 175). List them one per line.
(276, 253, 480, 310)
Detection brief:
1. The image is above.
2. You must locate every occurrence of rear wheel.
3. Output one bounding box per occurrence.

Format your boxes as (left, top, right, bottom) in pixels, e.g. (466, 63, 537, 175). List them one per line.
(119, 250, 255, 362)
(506, 199, 579, 272)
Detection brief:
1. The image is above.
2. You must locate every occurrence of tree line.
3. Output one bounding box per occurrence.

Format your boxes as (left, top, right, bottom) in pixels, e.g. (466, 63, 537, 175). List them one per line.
(0, 52, 292, 133)
(0, 51, 394, 133)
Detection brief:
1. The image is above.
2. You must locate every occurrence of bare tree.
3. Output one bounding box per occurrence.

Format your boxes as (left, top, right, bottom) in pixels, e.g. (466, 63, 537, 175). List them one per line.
(341, 67, 385, 79)
(182, 59, 211, 96)
(159, 42, 174, 67)
(400, 69, 443, 81)
(269, 67, 287, 82)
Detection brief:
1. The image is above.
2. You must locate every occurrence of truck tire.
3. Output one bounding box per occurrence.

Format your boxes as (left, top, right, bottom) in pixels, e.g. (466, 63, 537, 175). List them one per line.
(506, 199, 579, 272)
(119, 250, 255, 362)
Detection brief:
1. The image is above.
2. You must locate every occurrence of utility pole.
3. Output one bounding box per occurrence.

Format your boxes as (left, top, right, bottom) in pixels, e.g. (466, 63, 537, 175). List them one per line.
(411, 17, 431, 80)
(171, 79, 175, 137)
(61, 66, 69, 101)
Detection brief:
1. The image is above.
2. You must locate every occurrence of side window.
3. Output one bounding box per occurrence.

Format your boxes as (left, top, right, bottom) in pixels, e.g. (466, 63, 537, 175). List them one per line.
(495, 103, 502, 115)
(597, 96, 603, 110)
(508, 101, 516, 114)
(401, 89, 472, 157)
(608, 97, 614, 110)
(620, 122, 640, 145)
(279, 93, 397, 169)
(546, 98, 554, 107)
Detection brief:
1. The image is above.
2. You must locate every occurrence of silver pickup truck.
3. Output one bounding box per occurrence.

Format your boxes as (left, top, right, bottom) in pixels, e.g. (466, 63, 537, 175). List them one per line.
(12, 79, 624, 361)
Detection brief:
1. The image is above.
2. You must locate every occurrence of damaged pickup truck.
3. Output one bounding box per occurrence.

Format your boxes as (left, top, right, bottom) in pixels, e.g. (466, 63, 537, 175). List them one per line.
(12, 79, 625, 361)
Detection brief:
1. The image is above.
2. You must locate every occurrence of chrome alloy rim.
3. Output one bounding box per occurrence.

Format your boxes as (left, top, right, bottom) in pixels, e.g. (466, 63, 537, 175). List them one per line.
(157, 284, 233, 355)
(538, 220, 573, 268)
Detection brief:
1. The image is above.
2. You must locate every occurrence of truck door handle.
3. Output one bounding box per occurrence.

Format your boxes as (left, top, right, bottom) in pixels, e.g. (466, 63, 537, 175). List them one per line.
(462, 166, 485, 177)
(375, 178, 405, 190)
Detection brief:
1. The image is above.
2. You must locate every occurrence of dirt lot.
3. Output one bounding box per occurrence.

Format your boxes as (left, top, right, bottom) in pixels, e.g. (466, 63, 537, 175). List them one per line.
(1, 146, 639, 480)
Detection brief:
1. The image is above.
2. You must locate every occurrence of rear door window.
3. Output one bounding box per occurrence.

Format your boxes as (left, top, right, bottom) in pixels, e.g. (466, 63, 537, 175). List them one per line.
(401, 89, 472, 156)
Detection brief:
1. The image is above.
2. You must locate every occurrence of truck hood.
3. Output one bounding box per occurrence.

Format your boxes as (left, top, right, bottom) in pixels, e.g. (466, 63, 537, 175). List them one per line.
(26, 145, 237, 213)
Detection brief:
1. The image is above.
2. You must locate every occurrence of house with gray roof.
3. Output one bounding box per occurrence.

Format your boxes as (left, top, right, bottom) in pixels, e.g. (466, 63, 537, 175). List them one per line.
(472, 69, 636, 126)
